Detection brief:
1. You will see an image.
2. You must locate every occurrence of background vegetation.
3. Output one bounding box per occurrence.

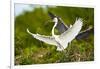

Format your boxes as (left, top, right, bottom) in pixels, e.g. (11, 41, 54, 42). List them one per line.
(15, 5, 94, 65)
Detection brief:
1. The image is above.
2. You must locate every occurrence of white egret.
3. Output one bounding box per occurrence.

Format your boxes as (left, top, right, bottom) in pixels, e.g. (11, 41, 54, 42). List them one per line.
(27, 17, 83, 51)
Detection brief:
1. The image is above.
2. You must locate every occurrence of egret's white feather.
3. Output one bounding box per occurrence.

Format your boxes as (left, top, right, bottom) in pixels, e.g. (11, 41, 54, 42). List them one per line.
(59, 18, 83, 46)
(70, 24, 72, 28)
(27, 29, 57, 46)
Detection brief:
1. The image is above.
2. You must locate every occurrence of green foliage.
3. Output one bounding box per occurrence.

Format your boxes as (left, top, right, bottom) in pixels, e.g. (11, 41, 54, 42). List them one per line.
(15, 5, 94, 65)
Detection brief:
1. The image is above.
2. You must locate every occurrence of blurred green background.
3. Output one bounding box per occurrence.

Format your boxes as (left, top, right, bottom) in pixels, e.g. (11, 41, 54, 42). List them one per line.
(15, 4, 94, 65)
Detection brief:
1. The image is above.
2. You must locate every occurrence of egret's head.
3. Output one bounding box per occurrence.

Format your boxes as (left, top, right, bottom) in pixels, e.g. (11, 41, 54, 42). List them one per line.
(53, 17, 58, 25)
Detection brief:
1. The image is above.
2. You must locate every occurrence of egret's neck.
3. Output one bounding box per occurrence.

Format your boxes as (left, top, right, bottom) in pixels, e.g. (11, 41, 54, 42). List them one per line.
(52, 17, 58, 37)
(52, 22, 57, 36)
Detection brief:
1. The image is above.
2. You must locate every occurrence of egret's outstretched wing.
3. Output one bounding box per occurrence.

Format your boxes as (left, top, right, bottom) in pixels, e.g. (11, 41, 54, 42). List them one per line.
(76, 27, 93, 40)
(27, 29, 57, 46)
(48, 11, 56, 19)
(56, 18, 69, 33)
(59, 18, 83, 43)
